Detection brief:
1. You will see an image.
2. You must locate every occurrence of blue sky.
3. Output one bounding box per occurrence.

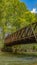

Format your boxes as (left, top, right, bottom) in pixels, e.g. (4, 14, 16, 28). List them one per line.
(20, 0, 37, 10)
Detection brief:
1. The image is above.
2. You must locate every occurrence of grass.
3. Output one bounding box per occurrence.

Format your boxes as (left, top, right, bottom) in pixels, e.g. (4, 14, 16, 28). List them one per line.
(0, 42, 37, 65)
(0, 42, 37, 56)
(11, 43, 37, 56)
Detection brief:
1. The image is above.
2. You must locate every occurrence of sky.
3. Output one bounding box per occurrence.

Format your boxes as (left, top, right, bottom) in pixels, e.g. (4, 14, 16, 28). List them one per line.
(21, 0, 37, 13)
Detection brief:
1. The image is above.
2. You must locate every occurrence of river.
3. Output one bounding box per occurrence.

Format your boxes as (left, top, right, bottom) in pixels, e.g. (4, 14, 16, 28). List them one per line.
(0, 53, 37, 65)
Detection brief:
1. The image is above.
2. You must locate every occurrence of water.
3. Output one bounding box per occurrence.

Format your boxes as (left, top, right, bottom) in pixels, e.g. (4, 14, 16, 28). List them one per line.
(0, 53, 37, 65)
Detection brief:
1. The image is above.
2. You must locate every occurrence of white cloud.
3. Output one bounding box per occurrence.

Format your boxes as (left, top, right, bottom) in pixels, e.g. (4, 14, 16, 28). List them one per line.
(31, 8, 37, 13)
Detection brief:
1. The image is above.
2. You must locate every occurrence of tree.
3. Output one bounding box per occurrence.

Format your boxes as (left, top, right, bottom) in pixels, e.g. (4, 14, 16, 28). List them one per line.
(0, 0, 36, 44)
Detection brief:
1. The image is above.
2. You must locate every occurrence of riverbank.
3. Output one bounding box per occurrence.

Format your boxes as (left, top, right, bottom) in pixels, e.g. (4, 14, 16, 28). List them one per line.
(0, 51, 37, 57)
(0, 43, 37, 57)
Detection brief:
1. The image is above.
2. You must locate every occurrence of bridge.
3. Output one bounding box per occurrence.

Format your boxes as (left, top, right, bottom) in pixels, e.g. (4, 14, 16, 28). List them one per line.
(4, 22, 37, 47)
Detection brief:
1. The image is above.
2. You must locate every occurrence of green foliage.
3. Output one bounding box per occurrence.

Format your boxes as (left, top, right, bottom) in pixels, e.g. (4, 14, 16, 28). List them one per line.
(0, 0, 37, 42)
(35, 13, 37, 22)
